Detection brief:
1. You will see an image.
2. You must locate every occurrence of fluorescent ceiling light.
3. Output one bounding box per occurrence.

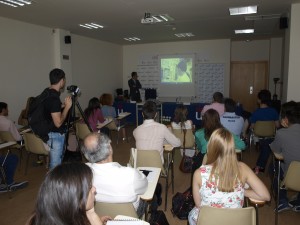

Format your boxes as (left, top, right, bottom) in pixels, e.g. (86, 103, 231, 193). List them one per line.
(229, 5, 257, 16)
(0, 0, 31, 7)
(245, 14, 281, 21)
(79, 23, 104, 29)
(124, 37, 141, 42)
(235, 29, 254, 34)
(175, 33, 195, 38)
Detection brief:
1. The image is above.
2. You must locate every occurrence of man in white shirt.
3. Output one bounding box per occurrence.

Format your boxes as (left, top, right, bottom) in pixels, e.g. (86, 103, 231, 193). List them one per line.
(81, 132, 148, 216)
(133, 101, 181, 164)
(0, 102, 22, 141)
(220, 98, 244, 136)
(0, 102, 28, 192)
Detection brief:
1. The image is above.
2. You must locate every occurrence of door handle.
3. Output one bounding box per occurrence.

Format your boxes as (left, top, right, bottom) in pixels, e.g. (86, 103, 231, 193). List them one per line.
(250, 86, 253, 94)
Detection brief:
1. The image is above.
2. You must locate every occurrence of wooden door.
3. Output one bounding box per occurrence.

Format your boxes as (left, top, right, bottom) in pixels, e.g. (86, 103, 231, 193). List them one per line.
(230, 61, 268, 112)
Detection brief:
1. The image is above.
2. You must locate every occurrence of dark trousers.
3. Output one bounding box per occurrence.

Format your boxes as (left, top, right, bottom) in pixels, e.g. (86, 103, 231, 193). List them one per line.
(0, 153, 18, 185)
(256, 138, 273, 169)
(271, 162, 300, 205)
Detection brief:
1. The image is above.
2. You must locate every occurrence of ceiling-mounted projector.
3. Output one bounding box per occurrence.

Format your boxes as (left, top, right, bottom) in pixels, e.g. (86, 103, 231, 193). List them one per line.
(141, 13, 174, 24)
(141, 17, 154, 24)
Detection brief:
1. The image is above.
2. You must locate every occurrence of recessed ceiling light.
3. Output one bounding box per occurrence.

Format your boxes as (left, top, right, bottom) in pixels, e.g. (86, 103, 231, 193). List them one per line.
(174, 33, 195, 38)
(235, 29, 254, 34)
(229, 5, 257, 16)
(124, 37, 141, 42)
(0, 0, 31, 7)
(79, 23, 104, 29)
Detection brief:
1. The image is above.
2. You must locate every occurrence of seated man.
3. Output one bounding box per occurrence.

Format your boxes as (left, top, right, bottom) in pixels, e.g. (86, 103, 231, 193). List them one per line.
(221, 98, 244, 136)
(81, 132, 148, 217)
(133, 100, 181, 164)
(0, 102, 28, 192)
(0, 102, 22, 142)
(270, 101, 300, 212)
(201, 92, 224, 117)
(250, 90, 280, 174)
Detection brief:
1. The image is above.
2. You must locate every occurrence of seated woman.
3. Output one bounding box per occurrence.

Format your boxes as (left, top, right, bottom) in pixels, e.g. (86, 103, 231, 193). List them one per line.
(194, 109, 245, 171)
(27, 162, 111, 225)
(84, 97, 108, 135)
(100, 93, 126, 140)
(188, 128, 270, 225)
(171, 104, 194, 157)
(18, 97, 34, 126)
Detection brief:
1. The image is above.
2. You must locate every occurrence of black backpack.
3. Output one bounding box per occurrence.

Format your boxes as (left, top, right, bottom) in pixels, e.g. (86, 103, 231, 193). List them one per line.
(28, 88, 53, 143)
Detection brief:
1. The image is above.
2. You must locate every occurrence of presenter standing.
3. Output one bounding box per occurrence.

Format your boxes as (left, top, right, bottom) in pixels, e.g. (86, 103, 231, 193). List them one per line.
(128, 71, 142, 102)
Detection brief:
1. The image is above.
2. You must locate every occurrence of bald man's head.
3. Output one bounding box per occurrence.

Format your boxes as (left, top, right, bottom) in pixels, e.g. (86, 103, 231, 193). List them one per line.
(81, 132, 112, 163)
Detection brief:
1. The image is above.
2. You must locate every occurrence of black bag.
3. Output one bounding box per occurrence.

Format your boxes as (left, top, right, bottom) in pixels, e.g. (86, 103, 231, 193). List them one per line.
(149, 210, 169, 225)
(171, 187, 194, 220)
(28, 88, 53, 142)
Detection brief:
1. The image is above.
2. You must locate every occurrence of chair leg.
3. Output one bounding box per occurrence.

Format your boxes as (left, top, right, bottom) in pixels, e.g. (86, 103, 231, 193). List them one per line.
(164, 175, 168, 211)
(275, 160, 281, 225)
(116, 131, 119, 145)
(171, 152, 175, 194)
(25, 152, 31, 175)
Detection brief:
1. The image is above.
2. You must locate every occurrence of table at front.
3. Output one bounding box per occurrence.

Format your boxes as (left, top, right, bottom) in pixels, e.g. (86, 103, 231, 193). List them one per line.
(138, 166, 161, 220)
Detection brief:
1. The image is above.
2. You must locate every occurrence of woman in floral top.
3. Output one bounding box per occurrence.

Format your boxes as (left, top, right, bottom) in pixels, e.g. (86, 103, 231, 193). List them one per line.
(188, 128, 270, 225)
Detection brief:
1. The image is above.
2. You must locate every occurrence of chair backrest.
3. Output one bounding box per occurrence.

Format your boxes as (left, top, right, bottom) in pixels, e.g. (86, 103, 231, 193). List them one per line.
(75, 122, 91, 141)
(172, 129, 195, 149)
(136, 150, 165, 174)
(0, 131, 15, 142)
(197, 206, 256, 225)
(105, 116, 118, 131)
(23, 133, 48, 155)
(253, 121, 276, 137)
(283, 161, 300, 192)
(94, 202, 138, 219)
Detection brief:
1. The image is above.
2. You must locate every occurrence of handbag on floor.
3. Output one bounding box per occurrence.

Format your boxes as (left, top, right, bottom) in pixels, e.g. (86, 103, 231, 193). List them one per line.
(171, 187, 194, 220)
(149, 210, 169, 225)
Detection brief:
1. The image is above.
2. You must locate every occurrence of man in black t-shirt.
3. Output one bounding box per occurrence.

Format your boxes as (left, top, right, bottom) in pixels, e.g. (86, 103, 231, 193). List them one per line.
(45, 68, 72, 169)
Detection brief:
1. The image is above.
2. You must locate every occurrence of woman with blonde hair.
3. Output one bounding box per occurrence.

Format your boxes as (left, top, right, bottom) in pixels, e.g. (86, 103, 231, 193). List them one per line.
(188, 128, 270, 225)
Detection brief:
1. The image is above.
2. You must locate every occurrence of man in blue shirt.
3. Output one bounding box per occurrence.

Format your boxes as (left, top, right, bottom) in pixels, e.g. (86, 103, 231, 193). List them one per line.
(250, 90, 279, 174)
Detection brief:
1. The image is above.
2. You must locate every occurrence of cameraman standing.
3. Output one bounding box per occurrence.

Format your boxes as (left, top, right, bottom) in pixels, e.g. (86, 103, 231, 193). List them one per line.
(45, 68, 72, 169)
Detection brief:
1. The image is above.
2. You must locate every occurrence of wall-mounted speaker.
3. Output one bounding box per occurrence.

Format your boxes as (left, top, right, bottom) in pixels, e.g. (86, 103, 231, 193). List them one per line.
(280, 17, 288, 29)
(64, 35, 71, 44)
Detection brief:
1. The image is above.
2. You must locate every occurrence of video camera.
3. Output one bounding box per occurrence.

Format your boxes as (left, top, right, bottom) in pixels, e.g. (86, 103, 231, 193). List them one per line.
(67, 85, 80, 95)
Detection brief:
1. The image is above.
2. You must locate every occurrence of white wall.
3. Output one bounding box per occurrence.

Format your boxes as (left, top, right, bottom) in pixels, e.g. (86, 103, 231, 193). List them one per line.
(71, 35, 123, 109)
(286, 3, 300, 102)
(122, 39, 231, 101)
(0, 16, 123, 123)
(0, 17, 54, 123)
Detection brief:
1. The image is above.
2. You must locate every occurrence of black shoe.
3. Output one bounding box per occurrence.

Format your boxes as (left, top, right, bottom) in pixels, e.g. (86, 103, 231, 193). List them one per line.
(0, 184, 9, 193)
(9, 181, 28, 190)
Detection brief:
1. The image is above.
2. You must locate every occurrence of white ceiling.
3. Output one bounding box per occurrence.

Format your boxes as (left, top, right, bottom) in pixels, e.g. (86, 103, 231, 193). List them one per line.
(0, 0, 299, 45)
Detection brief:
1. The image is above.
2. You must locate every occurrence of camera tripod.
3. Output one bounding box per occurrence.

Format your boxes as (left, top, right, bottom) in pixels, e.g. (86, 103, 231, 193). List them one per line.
(62, 92, 92, 161)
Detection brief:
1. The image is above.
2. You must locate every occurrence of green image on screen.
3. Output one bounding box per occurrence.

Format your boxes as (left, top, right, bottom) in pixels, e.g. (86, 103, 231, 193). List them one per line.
(161, 57, 193, 83)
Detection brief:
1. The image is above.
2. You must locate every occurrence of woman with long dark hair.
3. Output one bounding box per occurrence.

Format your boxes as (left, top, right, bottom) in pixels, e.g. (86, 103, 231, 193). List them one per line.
(194, 109, 245, 170)
(188, 128, 270, 225)
(84, 97, 105, 132)
(27, 162, 110, 225)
